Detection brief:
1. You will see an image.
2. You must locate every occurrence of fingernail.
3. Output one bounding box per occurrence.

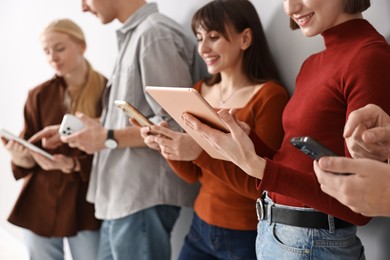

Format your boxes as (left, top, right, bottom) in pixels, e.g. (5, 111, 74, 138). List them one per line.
(319, 157, 330, 168)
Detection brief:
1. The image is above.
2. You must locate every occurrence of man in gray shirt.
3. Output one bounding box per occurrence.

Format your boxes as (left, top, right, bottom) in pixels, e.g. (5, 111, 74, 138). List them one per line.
(62, 0, 206, 259)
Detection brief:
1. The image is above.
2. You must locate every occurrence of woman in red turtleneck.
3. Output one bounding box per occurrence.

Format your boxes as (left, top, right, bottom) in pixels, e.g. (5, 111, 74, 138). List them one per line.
(180, 0, 390, 259)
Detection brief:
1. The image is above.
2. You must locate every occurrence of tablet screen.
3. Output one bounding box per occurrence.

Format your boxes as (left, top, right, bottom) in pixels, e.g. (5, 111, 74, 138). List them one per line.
(0, 128, 54, 160)
(146, 86, 229, 160)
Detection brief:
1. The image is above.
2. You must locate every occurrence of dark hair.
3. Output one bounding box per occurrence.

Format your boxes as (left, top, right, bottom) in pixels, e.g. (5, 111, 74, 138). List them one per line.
(290, 0, 371, 30)
(192, 0, 280, 86)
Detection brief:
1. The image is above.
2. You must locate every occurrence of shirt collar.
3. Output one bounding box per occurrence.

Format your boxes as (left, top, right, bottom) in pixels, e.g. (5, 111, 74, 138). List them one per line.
(117, 3, 158, 35)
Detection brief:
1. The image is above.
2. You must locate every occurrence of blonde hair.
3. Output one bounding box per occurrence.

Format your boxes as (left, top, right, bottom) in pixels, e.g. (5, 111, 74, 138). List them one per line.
(69, 61, 105, 117)
(42, 18, 86, 44)
(42, 19, 105, 117)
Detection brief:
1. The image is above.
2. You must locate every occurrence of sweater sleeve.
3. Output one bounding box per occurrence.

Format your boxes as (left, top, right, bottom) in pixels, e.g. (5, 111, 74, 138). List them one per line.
(11, 89, 43, 180)
(343, 42, 390, 141)
(193, 83, 289, 199)
(193, 151, 260, 199)
(167, 159, 202, 184)
(260, 43, 390, 226)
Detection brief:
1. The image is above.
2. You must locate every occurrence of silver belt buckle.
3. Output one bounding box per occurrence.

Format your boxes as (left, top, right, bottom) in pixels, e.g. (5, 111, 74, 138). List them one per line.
(256, 198, 264, 220)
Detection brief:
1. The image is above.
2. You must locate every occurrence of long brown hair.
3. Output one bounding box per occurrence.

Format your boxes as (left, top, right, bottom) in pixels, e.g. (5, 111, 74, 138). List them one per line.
(192, 0, 281, 86)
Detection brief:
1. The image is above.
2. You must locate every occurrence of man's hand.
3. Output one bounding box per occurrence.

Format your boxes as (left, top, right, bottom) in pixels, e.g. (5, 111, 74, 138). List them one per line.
(344, 104, 390, 161)
(314, 156, 390, 217)
(61, 113, 106, 154)
(144, 121, 202, 161)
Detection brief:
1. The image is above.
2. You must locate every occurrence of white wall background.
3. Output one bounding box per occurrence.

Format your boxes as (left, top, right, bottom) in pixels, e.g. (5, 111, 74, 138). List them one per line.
(0, 1, 389, 259)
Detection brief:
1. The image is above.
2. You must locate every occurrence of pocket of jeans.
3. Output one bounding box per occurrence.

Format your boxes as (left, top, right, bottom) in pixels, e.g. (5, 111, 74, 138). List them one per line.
(315, 226, 359, 247)
(186, 220, 202, 242)
(271, 223, 311, 255)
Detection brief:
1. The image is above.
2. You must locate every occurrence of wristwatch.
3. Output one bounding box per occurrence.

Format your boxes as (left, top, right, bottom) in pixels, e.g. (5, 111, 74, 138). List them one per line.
(104, 129, 118, 149)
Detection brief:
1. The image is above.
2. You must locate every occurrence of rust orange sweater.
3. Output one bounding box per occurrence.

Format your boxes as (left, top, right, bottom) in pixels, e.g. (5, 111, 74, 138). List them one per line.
(168, 80, 289, 230)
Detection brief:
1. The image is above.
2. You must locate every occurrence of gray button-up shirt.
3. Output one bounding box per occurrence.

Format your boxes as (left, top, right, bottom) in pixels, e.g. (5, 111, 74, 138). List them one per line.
(87, 3, 206, 220)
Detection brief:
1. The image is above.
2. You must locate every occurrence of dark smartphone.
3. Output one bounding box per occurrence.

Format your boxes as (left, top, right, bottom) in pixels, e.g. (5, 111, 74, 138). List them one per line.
(290, 136, 338, 160)
(290, 136, 351, 175)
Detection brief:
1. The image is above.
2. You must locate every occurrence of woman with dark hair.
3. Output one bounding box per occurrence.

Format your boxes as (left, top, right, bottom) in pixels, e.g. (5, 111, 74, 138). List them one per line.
(180, 0, 390, 259)
(139, 0, 288, 259)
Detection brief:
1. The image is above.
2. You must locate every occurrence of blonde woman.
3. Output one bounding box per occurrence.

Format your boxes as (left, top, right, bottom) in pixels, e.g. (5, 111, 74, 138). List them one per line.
(1, 19, 106, 260)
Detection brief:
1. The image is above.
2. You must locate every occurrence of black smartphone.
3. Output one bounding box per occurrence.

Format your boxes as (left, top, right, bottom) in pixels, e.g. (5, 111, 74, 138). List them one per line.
(290, 136, 338, 160)
(290, 136, 351, 175)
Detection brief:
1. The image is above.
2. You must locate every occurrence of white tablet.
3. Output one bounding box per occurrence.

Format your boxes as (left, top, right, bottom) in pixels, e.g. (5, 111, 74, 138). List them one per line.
(145, 86, 229, 160)
(0, 128, 54, 160)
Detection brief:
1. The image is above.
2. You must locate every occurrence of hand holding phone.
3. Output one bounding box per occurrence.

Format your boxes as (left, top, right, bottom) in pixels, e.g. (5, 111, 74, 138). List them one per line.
(114, 100, 154, 127)
(291, 136, 351, 176)
(290, 136, 338, 161)
(59, 114, 85, 136)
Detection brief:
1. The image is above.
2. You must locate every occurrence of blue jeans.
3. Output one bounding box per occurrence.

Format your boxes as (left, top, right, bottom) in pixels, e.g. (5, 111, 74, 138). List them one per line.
(256, 196, 365, 260)
(23, 229, 99, 260)
(179, 213, 257, 260)
(97, 205, 180, 260)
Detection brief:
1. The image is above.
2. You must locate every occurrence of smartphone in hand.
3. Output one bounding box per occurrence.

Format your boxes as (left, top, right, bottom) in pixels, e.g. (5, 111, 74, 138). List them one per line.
(59, 114, 85, 136)
(290, 136, 352, 176)
(290, 136, 338, 161)
(114, 100, 154, 127)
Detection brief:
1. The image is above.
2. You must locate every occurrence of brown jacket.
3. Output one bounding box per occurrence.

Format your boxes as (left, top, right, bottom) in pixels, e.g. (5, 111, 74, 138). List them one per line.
(8, 76, 105, 237)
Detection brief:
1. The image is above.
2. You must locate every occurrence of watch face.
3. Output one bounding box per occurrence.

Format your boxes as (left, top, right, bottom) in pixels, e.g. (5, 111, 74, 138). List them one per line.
(105, 139, 118, 149)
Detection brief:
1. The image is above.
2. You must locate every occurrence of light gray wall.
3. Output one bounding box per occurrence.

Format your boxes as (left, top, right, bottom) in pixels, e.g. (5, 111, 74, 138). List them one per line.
(0, 1, 389, 259)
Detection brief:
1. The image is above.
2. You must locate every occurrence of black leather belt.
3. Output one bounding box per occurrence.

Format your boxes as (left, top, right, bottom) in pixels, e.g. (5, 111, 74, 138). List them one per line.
(256, 198, 354, 229)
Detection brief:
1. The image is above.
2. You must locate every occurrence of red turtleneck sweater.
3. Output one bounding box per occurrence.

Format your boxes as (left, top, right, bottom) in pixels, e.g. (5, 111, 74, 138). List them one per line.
(256, 19, 390, 226)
